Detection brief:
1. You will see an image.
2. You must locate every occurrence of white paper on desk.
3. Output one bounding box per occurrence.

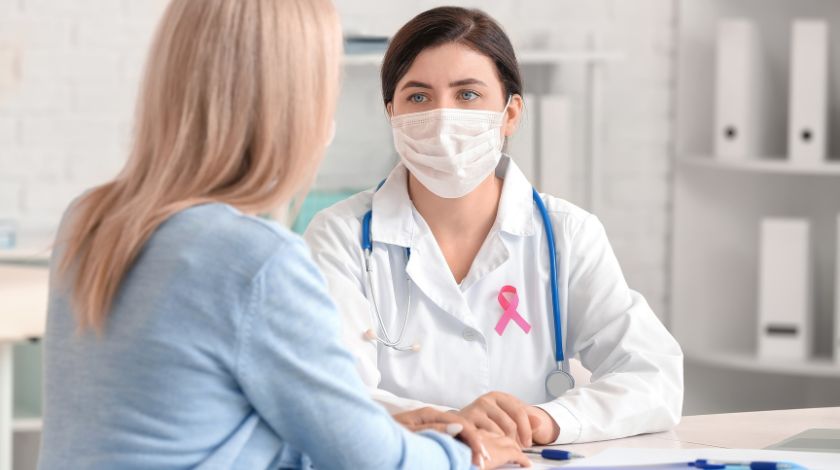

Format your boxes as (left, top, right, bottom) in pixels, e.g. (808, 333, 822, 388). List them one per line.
(558, 448, 839, 469)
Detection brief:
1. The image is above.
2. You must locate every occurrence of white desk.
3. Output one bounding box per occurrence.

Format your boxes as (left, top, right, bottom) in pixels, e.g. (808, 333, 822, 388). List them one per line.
(530, 407, 840, 465)
(0, 265, 48, 470)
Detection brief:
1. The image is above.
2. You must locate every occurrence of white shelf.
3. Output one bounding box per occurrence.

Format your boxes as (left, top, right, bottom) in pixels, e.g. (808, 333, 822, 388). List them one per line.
(342, 50, 623, 66)
(12, 418, 41, 433)
(12, 404, 42, 433)
(678, 155, 840, 176)
(685, 349, 840, 378)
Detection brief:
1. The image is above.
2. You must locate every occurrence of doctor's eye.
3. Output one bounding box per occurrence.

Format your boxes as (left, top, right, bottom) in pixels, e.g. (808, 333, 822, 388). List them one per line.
(408, 93, 429, 104)
(458, 90, 480, 101)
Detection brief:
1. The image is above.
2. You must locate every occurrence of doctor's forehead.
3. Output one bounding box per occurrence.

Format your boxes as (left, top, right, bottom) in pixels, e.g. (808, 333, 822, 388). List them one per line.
(396, 42, 501, 90)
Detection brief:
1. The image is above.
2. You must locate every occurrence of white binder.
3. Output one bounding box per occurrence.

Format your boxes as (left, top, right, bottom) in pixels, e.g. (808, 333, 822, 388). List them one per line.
(539, 95, 574, 201)
(714, 20, 765, 160)
(757, 218, 812, 360)
(788, 20, 829, 166)
(507, 93, 537, 184)
(835, 214, 840, 363)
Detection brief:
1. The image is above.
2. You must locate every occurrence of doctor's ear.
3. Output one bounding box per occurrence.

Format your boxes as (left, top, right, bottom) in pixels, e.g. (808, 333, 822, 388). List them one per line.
(386, 101, 394, 117)
(502, 94, 524, 138)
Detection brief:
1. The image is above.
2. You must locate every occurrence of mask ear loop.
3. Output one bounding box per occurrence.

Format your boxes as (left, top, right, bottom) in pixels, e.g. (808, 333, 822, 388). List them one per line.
(499, 94, 514, 152)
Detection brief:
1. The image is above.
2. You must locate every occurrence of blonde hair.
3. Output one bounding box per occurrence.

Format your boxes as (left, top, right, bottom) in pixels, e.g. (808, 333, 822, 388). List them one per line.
(59, 0, 342, 331)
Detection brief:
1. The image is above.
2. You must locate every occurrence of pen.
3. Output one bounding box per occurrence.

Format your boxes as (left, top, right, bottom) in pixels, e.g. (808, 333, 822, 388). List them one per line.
(523, 449, 583, 461)
(690, 459, 797, 470)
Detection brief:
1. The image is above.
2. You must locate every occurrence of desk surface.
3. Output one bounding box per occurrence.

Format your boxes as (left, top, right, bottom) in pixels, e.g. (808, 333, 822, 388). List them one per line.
(532, 407, 840, 464)
(0, 265, 48, 342)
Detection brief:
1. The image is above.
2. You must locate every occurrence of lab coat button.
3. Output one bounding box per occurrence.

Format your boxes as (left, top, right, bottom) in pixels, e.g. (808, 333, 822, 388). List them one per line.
(462, 329, 478, 341)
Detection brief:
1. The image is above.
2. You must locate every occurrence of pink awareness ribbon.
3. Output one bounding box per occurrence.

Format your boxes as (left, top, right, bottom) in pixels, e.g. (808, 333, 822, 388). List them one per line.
(495, 285, 531, 336)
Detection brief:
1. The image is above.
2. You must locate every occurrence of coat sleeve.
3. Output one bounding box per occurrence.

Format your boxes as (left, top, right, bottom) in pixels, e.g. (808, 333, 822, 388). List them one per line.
(303, 208, 453, 414)
(235, 236, 472, 469)
(535, 215, 684, 444)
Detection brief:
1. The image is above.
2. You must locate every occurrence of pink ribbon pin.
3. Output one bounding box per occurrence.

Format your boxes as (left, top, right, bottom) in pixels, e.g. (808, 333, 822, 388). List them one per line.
(495, 285, 531, 336)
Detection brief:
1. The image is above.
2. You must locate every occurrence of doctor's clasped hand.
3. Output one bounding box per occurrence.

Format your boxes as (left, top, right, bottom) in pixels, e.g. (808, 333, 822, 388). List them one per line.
(455, 392, 560, 447)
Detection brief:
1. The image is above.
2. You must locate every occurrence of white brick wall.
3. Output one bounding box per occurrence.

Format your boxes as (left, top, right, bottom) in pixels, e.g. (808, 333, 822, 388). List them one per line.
(0, 0, 167, 238)
(0, 0, 677, 318)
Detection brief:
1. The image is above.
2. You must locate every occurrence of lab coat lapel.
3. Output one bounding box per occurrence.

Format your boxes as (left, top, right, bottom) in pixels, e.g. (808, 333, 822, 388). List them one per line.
(374, 157, 538, 327)
(460, 156, 537, 292)
(371, 164, 473, 326)
(405, 213, 474, 326)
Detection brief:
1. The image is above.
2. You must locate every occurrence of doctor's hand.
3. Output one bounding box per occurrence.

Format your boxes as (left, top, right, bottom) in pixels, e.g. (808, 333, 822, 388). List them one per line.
(393, 407, 530, 469)
(525, 406, 561, 445)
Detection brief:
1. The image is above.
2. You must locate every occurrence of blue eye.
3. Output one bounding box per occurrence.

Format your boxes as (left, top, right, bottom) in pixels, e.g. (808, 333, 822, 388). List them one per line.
(409, 94, 428, 103)
(459, 90, 479, 101)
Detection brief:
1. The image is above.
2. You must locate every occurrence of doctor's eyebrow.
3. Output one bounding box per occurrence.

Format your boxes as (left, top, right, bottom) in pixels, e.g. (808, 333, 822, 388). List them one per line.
(448, 78, 487, 88)
(399, 78, 488, 91)
(401, 80, 433, 90)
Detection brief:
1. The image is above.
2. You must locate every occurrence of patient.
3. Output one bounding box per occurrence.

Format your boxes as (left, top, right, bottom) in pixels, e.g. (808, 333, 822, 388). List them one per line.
(37, 1, 528, 469)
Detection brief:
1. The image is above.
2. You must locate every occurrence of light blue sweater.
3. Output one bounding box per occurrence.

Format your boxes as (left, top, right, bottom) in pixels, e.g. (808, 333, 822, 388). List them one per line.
(39, 203, 472, 469)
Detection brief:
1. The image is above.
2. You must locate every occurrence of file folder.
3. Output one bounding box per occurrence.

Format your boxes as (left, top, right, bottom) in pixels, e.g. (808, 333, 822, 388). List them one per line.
(714, 20, 766, 160)
(836, 214, 840, 363)
(758, 218, 812, 360)
(788, 20, 829, 166)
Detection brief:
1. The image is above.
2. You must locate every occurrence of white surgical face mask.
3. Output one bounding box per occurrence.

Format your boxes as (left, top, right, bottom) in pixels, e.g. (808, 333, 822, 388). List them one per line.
(390, 97, 511, 199)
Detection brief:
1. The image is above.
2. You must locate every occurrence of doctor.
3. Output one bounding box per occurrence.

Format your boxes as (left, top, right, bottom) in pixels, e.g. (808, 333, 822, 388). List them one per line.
(305, 6, 683, 447)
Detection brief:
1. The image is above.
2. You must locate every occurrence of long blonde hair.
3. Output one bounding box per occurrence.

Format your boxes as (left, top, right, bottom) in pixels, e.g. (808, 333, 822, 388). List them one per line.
(59, 0, 342, 331)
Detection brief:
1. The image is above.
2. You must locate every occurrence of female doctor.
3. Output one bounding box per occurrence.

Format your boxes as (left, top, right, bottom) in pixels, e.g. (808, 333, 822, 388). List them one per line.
(305, 6, 683, 447)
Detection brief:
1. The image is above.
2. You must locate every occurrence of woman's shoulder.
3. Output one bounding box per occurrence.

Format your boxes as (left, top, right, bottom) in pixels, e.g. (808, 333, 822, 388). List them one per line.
(153, 202, 308, 278)
(537, 192, 599, 237)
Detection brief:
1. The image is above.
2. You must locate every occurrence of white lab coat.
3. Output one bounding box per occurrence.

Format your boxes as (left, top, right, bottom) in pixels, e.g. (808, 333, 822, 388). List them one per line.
(304, 156, 683, 444)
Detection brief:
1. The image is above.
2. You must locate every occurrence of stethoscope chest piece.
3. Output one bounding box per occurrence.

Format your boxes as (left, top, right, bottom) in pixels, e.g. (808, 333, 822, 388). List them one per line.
(545, 368, 575, 398)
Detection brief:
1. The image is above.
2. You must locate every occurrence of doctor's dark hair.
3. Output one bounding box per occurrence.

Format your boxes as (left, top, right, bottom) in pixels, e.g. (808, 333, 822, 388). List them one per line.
(380, 6, 523, 106)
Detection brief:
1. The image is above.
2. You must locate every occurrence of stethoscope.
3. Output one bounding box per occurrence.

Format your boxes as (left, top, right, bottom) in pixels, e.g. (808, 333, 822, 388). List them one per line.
(360, 184, 576, 398)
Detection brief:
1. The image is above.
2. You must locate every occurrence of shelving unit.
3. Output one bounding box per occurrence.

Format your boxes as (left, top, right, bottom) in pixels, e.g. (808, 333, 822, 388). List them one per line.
(684, 349, 840, 379)
(672, 0, 840, 415)
(0, 266, 48, 470)
(677, 155, 840, 175)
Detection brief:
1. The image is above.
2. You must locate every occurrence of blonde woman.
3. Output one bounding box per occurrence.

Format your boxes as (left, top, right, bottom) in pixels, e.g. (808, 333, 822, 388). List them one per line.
(37, 1, 529, 469)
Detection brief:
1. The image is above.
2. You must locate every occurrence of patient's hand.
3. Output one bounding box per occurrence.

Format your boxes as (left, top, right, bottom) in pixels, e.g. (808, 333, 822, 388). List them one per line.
(394, 407, 531, 469)
(394, 406, 469, 434)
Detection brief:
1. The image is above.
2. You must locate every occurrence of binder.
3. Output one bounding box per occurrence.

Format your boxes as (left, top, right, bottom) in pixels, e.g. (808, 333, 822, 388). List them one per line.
(539, 95, 574, 201)
(788, 20, 829, 166)
(757, 218, 812, 360)
(507, 93, 537, 184)
(714, 20, 766, 160)
(835, 214, 840, 363)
